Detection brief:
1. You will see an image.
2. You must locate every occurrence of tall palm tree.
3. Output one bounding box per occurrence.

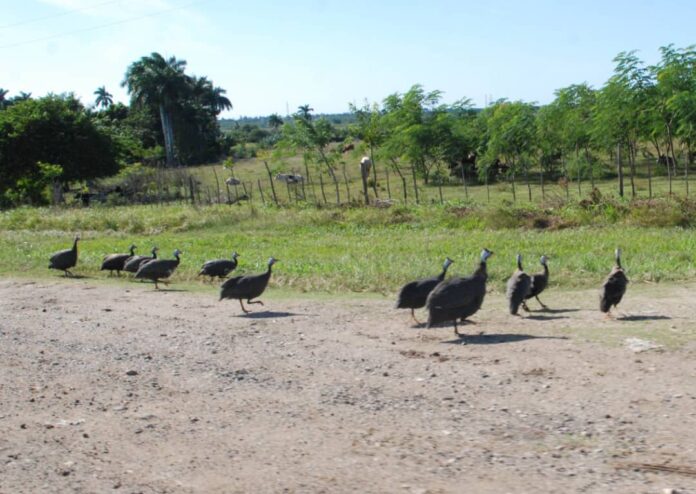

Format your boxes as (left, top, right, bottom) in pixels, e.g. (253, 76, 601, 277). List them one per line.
(94, 86, 113, 109)
(0, 88, 8, 109)
(190, 76, 232, 115)
(121, 52, 189, 166)
(268, 113, 284, 130)
(297, 104, 314, 120)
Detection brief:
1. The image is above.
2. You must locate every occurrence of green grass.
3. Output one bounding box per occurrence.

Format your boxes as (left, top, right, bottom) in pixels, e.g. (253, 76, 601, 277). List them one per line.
(1, 202, 695, 294)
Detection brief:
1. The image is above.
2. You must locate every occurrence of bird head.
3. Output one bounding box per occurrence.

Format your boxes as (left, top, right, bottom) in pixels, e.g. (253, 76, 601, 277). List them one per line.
(232, 251, 240, 259)
(152, 246, 159, 255)
(540, 255, 548, 266)
(480, 248, 493, 262)
(443, 257, 454, 269)
(173, 249, 182, 257)
(268, 257, 278, 266)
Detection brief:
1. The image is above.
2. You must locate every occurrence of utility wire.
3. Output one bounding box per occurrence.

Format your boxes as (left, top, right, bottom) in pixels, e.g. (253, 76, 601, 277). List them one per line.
(0, 0, 126, 29)
(0, 0, 208, 49)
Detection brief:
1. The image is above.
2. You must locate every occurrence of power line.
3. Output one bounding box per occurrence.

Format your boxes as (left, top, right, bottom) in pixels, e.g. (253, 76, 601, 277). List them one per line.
(0, 0, 209, 49)
(0, 0, 126, 30)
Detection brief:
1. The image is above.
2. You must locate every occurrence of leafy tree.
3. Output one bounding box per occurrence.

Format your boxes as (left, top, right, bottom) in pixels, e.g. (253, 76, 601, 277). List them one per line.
(122, 52, 190, 166)
(94, 86, 113, 109)
(349, 101, 388, 201)
(480, 100, 537, 201)
(268, 113, 284, 130)
(0, 94, 118, 205)
(0, 88, 8, 110)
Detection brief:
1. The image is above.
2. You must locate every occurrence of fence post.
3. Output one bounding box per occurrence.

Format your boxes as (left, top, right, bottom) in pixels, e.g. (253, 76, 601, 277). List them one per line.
(257, 179, 266, 205)
(263, 161, 279, 206)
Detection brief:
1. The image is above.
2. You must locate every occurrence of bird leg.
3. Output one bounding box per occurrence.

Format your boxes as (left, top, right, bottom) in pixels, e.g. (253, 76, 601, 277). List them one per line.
(453, 319, 460, 336)
(247, 299, 264, 306)
(154, 280, 159, 290)
(603, 311, 614, 320)
(535, 296, 548, 310)
(410, 309, 422, 326)
(239, 299, 251, 314)
(521, 301, 530, 312)
(64, 270, 73, 278)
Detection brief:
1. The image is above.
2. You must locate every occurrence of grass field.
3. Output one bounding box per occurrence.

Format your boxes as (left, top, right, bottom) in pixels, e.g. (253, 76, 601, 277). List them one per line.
(1, 200, 694, 294)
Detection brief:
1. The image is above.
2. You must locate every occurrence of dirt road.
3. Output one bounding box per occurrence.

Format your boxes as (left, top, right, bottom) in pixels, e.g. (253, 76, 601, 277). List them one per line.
(1, 278, 695, 493)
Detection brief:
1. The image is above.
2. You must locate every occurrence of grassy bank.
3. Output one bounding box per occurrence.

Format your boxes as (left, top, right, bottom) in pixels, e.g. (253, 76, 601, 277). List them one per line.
(1, 201, 694, 294)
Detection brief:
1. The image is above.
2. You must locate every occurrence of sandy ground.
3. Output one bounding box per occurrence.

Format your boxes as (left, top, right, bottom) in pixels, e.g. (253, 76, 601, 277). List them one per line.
(1, 277, 695, 494)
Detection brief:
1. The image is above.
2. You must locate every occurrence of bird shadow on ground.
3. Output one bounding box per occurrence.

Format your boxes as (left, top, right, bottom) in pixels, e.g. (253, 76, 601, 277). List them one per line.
(618, 314, 671, 321)
(237, 311, 305, 319)
(529, 307, 581, 314)
(523, 314, 568, 321)
(443, 333, 570, 346)
(151, 288, 187, 292)
(60, 274, 91, 279)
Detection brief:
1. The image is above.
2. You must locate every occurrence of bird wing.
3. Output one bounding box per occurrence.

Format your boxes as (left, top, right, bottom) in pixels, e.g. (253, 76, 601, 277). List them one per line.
(427, 276, 484, 310)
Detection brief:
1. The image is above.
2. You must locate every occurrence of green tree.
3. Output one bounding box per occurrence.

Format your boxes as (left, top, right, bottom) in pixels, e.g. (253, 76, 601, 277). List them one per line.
(0, 88, 8, 110)
(93, 86, 113, 109)
(122, 52, 190, 166)
(480, 100, 537, 201)
(268, 113, 284, 130)
(349, 101, 388, 202)
(0, 94, 118, 205)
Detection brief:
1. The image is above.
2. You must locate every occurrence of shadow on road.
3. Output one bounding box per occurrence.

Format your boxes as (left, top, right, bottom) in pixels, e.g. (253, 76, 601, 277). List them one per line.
(443, 333, 570, 345)
(618, 314, 671, 321)
(238, 311, 305, 319)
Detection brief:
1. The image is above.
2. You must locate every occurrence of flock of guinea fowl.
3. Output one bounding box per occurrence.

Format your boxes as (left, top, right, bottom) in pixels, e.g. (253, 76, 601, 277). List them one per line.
(47, 236, 629, 336)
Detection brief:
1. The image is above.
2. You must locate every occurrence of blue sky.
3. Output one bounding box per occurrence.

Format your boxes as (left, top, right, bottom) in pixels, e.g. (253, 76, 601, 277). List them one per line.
(3, 0, 695, 117)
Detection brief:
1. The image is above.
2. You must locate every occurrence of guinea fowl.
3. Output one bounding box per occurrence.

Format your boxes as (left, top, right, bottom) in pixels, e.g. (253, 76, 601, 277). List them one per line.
(600, 248, 628, 318)
(49, 236, 80, 277)
(101, 244, 136, 276)
(135, 249, 181, 289)
(523, 255, 549, 311)
(220, 257, 277, 313)
(426, 248, 493, 337)
(124, 246, 158, 274)
(396, 257, 454, 324)
(199, 252, 240, 280)
(506, 254, 531, 316)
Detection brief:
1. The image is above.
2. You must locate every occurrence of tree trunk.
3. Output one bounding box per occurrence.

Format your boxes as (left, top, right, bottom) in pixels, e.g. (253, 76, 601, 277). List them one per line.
(540, 169, 545, 200)
(385, 168, 392, 200)
(461, 163, 468, 199)
(318, 174, 327, 204)
(616, 143, 624, 198)
(257, 179, 265, 205)
(361, 165, 370, 205)
(159, 104, 176, 167)
(369, 146, 379, 198)
(411, 165, 420, 204)
(525, 167, 531, 202)
(511, 171, 517, 203)
(628, 141, 636, 198)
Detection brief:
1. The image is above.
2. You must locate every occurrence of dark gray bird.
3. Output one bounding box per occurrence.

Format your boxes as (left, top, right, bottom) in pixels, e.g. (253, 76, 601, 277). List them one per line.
(506, 254, 531, 316)
(48, 236, 79, 277)
(396, 257, 454, 324)
(220, 257, 277, 313)
(600, 248, 628, 318)
(101, 244, 136, 276)
(425, 248, 493, 336)
(124, 246, 158, 274)
(199, 252, 240, 280)
(135, 249, 181, 289)
(523, 255, 549, 311)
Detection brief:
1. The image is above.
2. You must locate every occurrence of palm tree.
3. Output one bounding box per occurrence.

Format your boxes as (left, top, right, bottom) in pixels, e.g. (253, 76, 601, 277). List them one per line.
(94, 86, 113, 109)
(268, 113, 284, 130)
(0, 88, 8, 109)
(121, 52, 190, 166)
(297, 104, 314, 121)
(209, 86, 232, 114)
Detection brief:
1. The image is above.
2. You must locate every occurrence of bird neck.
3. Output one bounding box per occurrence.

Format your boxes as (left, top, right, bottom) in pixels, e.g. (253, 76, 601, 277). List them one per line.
(475, 261, 488, 279)
(267, 264, 273, 274)
(72, 239, 79, 250)
(130, 246, 136, 256)
(543, 264, 549, 276)
(517, 258, 523, 271)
